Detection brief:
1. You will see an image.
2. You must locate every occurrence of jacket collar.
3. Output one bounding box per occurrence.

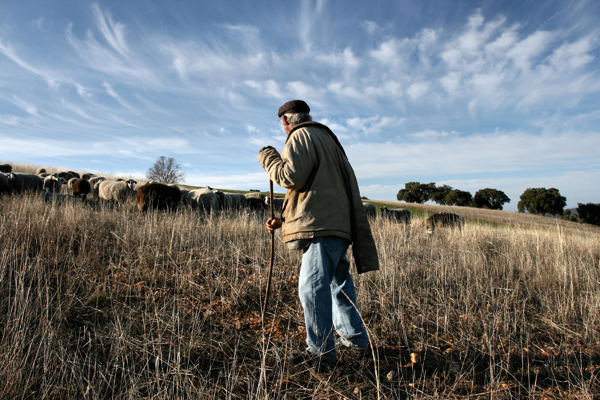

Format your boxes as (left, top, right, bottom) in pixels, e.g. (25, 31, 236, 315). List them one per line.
(286, 121, 347, 158)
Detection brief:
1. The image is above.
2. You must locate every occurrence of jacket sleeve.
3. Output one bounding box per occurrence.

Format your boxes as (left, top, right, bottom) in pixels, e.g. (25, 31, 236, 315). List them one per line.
(257, 131, 318, 191)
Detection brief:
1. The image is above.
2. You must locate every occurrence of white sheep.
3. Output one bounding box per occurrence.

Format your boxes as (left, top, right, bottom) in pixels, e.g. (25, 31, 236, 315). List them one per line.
(97, 179, 137, 203)
(88, 176, 106, 198)
(182, 188, 223, 213)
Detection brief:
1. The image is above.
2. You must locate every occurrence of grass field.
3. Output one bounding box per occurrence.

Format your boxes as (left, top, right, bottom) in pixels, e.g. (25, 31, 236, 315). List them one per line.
(1, 164, 599, 399)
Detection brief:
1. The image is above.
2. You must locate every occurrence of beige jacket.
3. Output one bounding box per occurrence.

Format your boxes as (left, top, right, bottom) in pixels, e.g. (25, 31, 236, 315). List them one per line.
(258, 122, 379, 274)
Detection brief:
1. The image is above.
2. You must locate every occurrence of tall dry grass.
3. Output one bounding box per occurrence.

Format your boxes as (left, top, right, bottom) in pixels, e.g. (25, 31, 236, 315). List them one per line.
(0, 191, 599, 399)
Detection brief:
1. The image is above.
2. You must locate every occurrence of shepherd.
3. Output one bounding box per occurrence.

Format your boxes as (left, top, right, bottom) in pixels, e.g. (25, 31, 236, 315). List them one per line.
(258, 100, 379, 369)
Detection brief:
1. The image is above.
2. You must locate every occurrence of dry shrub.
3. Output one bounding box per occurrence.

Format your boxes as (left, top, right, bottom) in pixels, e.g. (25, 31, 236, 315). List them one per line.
(0, 192, 599, 399)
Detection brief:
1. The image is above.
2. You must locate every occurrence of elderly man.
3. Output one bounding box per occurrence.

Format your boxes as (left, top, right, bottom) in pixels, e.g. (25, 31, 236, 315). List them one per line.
(258, 100, 379, 369)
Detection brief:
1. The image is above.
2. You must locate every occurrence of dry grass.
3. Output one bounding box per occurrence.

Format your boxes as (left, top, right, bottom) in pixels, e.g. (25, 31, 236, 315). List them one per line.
(1, 165, 599, 399)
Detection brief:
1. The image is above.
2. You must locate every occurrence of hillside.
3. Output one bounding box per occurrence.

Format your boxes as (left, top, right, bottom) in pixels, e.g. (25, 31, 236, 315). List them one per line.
(370, 199, 600, 236)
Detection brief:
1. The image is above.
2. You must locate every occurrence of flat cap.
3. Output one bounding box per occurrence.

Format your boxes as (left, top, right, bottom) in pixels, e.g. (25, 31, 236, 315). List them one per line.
(278, 100, 310, 118)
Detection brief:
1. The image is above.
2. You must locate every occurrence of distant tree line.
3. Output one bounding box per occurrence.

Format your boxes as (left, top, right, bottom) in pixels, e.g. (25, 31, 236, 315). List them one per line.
(396, 182, 600, 226)
(396, 182, 511, 210)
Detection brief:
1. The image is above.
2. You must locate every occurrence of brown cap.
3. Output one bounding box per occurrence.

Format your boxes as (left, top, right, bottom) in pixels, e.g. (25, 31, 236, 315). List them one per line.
(278, 100, 310, 118)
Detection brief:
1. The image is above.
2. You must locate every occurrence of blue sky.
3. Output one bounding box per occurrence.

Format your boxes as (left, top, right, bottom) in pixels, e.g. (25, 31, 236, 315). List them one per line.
(1, 0, 599, 211)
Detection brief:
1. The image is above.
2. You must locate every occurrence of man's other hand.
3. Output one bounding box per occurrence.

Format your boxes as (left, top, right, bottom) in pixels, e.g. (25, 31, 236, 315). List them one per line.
(266, 217, 282, 233)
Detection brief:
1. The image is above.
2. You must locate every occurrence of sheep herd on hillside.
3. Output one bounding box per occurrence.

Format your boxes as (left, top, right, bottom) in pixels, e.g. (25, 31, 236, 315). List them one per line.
(0, 164, 277, 215)
(0, 163, 466, 234)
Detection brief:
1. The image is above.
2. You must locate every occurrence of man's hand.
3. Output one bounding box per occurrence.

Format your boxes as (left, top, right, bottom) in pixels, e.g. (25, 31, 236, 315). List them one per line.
(266, 217, 282, 233)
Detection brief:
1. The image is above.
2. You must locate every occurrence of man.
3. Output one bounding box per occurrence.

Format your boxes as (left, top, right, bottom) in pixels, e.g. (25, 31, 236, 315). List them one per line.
(258, 100, 379, 368)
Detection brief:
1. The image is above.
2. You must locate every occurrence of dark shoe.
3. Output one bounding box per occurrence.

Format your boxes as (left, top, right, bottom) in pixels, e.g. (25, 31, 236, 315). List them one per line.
(291, 349, 336, 372)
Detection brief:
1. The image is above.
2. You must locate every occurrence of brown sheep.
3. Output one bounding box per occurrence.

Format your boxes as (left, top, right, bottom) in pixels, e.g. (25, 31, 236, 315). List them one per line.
(136, 183, 181, 212)
(72, 179, 92, 199)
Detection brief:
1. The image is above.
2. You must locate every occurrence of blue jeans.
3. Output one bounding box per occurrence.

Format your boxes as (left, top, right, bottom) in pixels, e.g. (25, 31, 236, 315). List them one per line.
(298, 236, 368, 361)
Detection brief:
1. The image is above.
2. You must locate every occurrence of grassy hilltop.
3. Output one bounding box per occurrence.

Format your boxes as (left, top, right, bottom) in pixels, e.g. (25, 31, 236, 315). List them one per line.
(1, 163, 599, 399)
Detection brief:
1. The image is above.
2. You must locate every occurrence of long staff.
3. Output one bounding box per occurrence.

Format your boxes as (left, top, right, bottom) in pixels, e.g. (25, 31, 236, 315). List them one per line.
(262, 180, 275, 324)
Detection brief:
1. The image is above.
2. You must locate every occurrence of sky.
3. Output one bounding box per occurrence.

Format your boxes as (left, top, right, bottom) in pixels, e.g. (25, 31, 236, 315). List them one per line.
(1, 0, 599, 211)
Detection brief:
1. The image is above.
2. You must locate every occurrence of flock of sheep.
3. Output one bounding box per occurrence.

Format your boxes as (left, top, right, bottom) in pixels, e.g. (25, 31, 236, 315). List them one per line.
(0, 163, 465, 234)
(0, 164, 279, 215)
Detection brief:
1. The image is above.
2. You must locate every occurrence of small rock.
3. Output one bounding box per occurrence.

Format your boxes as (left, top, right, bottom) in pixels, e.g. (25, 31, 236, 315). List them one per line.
(386, 370, 397, 381)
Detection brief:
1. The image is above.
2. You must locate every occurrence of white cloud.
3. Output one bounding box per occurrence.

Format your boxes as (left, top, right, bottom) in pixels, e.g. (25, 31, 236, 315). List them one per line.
(406, 81, 430, 101)
(91, 4, 129, 58)
(0, 115, 19, 125)
(244, 80, 284, 99)
(506, 30, 554, 70)
(12, 96, 38, 115)
(103, 82, 131, 109)
(412, 129, 458, 138)
(547, 35, 596, 71)
(362, 21, 380, 35)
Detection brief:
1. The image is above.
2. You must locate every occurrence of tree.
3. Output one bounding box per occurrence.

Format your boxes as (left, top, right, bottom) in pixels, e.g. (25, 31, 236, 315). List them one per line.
(576, 203, 600, 226)
(146, 156, 186, 184)
(473, 188, 510, 210)
(430, 185, 454, 205)
(446, 190, 473, 207)
(517, 188, 567, 216)
(397, 182, 437, 203)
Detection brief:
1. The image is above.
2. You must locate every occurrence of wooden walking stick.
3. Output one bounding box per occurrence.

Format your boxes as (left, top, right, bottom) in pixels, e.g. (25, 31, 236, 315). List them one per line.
(262, 180, 275, 324)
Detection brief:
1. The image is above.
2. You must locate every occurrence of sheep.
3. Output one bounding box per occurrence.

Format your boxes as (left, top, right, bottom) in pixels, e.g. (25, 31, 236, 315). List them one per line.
(43, 175, 63, 194)
(6, 173, 43, 193)
(182, 188, 224, 213)
(72, 178, 92, 199)
(223, 193, 248, 211)
(97, 179, 137, 203)
(35, 167, 47, 175)
(265, 196, 285, 214)
(0, 173, 10, 194)
(81, 173, 96, 180)
(88, 176, 106, 198)
(136, 183, 181, 212)
(0, 164, 12, 173)
(380, 206, 412, 223)
(426, 212, 465, 235)
(67, 177, 78, 192)
(362, 202, 377, 218)
(245, 192, 268, 211)
(68, 171, 80, 180)
(58, 171, 74, 181)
